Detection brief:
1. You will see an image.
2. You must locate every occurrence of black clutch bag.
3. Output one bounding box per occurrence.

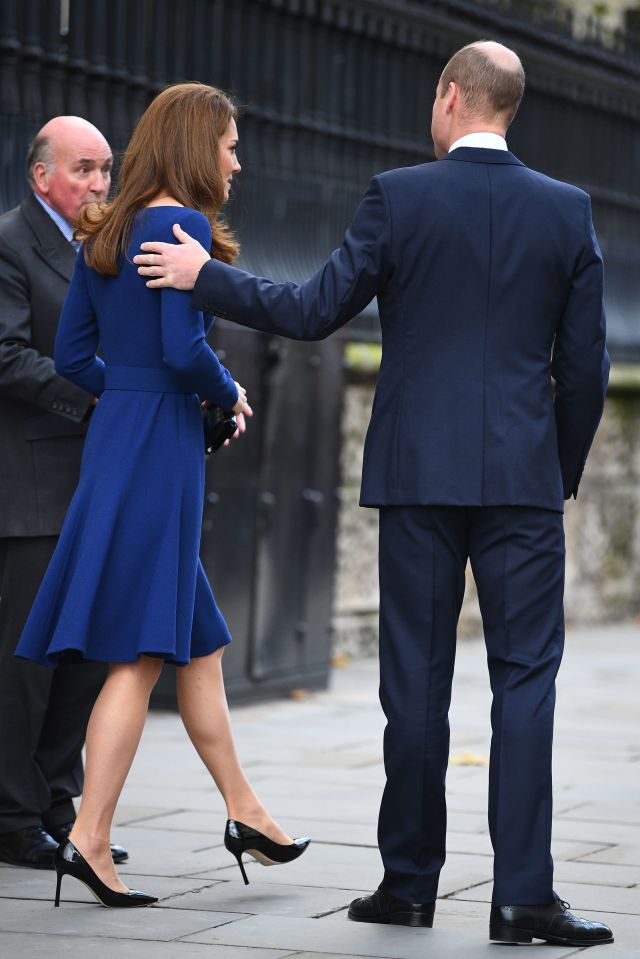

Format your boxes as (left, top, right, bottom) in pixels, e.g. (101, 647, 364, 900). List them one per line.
(203, 404, 237, 455)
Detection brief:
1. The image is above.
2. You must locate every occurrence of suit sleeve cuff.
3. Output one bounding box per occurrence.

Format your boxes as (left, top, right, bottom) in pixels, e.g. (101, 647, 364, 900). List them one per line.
(192, 259, 214, 313)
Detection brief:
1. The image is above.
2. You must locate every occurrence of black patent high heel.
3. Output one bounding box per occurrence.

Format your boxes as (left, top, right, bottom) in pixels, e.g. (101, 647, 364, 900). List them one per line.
(54, 839, 157, 908)
(224, 819, 311, 885)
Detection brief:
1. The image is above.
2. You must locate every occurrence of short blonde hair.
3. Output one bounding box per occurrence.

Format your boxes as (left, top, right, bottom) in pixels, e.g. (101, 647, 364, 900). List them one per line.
(440, 41, 525, 127)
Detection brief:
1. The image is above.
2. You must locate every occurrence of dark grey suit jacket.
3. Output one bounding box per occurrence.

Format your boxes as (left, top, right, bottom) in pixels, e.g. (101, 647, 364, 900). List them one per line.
(0, 192, 93, 537)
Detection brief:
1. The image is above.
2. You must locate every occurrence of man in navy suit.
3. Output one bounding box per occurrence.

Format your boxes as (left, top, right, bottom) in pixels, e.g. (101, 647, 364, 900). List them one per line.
(136, 42, 612, 947)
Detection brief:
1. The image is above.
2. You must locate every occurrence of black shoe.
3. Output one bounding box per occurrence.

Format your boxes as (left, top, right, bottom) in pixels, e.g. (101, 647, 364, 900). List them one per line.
(224, 819, 311, 885)
(0, 825, 58, 869)
(490, 896, 614, 946)
(348, 886, 435, 927)
(47, 820, 129, 864)
(54, 839, 156, 908)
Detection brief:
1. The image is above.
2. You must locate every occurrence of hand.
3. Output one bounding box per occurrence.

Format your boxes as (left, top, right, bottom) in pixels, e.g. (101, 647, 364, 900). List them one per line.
(223, 391, 253, 446)
(226, 405, 253, 445)
(133, 223, 210, 290)
(229, 381, 254, 440)
(203, 383, 253, 448)
(232, 381, 247, 415)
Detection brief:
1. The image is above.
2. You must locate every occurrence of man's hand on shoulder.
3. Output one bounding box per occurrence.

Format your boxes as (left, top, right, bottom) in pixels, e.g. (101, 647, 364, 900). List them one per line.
(134, 223, 210, 291)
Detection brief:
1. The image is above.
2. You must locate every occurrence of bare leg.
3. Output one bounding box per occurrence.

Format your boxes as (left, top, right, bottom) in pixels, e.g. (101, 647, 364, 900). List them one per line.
(69, 656, 164, 892)
(177, 648, 292, 844)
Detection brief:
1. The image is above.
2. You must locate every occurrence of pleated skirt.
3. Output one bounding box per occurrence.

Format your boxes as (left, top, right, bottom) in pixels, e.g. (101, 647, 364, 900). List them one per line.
(15, 376, 231, 667)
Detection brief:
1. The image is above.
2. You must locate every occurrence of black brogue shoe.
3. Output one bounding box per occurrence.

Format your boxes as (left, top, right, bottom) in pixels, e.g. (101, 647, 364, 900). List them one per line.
(490, 897, 613, 946)
(349, 886, 435, 927)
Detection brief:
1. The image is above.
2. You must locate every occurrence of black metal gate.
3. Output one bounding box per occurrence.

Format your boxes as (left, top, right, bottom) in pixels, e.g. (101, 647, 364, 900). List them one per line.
(155, 325, 343, 703)
(3, 0, 640, 701)
(197, 325, 343, 699)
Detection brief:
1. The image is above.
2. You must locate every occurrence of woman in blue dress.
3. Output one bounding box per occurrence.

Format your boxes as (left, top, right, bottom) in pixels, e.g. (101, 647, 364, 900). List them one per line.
(15, 83, 309, 907)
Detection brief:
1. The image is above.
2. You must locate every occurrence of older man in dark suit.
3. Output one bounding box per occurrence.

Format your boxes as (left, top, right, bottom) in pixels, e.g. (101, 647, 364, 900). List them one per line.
(135, 42, 613, 947)
(0, 116, 127, 868)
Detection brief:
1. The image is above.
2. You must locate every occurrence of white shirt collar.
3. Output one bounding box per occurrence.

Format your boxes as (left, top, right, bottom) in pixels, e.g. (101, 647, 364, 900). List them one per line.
(449, 132, 508, 153)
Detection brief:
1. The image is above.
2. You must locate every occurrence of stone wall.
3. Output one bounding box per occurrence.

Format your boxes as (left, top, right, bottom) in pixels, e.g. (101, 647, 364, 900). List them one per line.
(331, 371, 640, 658)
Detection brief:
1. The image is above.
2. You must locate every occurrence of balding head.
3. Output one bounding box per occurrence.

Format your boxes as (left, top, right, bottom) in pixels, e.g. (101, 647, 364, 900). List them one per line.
(439, 41, 525, 126)
(475, 40, 522, 71)
(430, 40, 525, 159)
(27, 115, 112, 224)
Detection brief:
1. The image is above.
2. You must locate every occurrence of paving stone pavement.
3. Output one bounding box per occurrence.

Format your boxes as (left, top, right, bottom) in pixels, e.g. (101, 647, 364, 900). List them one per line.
(0, 622, 638, 958)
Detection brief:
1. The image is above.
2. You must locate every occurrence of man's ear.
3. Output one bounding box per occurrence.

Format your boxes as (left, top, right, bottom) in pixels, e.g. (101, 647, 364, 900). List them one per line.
(32, 162, 50, 195)
(445, 81, 459, 115)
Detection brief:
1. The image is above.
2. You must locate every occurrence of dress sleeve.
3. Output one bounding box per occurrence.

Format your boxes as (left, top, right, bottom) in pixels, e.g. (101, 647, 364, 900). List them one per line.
(54, 253, 105, 397)
(160, 211, 238, 409)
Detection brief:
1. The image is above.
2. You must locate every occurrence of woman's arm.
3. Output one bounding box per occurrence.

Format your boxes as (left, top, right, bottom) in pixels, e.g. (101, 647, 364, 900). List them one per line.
(135, 176, 391, 341)
(160, 286, 238, 408)
(54, 255, 105, 397)
(159, 211, 238, 410)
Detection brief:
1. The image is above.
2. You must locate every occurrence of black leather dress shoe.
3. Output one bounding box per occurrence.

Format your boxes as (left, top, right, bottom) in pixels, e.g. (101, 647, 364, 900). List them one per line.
(349, 886, 435, 927)
(0, 825, 58, 869)
(48, 821, 129, 865)
(490, 897, 613, 946)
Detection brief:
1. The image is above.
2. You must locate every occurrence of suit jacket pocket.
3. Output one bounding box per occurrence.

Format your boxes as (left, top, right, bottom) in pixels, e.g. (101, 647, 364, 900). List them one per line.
(25, 412, 87, 441)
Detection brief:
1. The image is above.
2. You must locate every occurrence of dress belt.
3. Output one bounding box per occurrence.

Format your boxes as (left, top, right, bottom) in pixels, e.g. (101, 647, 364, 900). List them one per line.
(104, 366, 194, 394)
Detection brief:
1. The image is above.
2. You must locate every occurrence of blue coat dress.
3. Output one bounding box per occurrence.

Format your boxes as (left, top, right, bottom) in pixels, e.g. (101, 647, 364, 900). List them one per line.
(15, 206, 238, 667)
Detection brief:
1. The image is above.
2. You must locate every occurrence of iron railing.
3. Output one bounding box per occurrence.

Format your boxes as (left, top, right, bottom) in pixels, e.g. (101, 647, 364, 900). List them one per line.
(1, 0, 640, 354)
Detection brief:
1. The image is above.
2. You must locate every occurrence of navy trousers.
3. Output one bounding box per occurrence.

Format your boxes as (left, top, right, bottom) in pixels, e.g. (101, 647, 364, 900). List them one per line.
(377, 506, 565, 906)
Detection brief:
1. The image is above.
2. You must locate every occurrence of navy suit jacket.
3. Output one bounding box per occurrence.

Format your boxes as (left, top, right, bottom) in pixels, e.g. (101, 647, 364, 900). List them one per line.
(193, 148, 609, 511)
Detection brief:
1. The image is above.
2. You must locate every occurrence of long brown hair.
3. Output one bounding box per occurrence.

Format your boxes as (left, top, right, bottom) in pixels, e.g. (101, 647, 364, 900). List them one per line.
(77, 82, 239, 274)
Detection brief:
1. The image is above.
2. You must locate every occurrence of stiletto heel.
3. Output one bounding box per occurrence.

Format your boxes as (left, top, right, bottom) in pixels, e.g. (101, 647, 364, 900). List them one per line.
(233, 851, 250, 885)
(224, 820, 310, 884)
(54, 840, 157, 908)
